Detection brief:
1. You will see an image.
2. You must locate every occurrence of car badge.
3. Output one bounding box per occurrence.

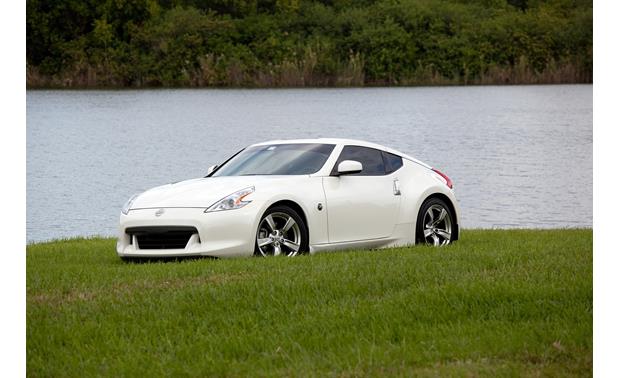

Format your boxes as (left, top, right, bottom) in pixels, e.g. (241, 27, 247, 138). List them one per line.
(155, 208, 165, 217)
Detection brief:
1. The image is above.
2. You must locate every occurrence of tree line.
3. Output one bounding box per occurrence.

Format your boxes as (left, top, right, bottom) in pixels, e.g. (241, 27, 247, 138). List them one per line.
(27, 0, 592, 88)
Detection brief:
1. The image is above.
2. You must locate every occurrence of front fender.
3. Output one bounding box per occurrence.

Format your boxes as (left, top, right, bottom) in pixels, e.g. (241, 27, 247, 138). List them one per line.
(249, 177, 329, 247)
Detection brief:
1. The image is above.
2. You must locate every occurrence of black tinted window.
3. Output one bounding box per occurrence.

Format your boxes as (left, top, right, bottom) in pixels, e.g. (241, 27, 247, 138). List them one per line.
(332, 146, 386, 176)
(383, 151, 403, 173)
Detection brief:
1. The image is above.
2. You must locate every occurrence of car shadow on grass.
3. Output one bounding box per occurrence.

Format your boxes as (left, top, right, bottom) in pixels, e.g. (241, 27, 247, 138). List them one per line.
(119, 255, 219, 264)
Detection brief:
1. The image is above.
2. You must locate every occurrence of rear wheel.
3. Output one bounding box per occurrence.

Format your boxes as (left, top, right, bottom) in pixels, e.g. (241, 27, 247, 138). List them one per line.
(255, 206, 308, 257)
(416, 198, 455, 246)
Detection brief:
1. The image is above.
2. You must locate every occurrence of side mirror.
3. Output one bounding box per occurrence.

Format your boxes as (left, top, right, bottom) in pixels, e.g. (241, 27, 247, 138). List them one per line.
(206, 164, 218, 175)
(337, 160, 363, 176)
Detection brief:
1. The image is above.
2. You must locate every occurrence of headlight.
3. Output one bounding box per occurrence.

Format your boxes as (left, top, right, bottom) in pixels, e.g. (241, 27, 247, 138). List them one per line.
(121, 193, 140, 215)
(205, 187, 254, 213)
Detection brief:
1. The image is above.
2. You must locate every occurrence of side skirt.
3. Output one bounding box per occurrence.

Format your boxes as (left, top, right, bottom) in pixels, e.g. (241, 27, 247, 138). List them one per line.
(309, 223, 415, 254)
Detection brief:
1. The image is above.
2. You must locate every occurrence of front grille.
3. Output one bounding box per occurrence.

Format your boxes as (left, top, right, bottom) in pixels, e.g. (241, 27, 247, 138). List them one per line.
(126, 226, 198, 250)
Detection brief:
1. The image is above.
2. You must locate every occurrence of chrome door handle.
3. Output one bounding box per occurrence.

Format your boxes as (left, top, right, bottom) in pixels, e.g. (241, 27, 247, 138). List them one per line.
(393, 178, 401, 196)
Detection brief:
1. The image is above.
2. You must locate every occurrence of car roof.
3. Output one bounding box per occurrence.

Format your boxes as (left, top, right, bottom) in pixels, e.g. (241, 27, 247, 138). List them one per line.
(250, 138, 431, 169)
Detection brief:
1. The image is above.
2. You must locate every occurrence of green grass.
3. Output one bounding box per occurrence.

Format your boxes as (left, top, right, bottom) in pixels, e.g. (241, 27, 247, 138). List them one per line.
(27, 229, 592, 377)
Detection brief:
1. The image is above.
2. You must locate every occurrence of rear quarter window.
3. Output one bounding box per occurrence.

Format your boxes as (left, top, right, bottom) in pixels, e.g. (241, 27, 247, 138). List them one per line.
(383, 151, 403, 174)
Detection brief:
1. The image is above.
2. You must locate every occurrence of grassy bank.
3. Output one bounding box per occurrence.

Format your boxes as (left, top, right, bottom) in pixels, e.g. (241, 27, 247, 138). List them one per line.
(27, 229, 592, 376)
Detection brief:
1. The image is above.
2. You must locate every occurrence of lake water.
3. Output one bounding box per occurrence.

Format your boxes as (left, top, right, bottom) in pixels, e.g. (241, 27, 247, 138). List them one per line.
(26, 85, 592, 242)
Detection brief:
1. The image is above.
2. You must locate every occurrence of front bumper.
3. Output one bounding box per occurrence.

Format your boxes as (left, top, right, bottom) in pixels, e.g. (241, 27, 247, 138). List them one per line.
(117, 207, 258, 258)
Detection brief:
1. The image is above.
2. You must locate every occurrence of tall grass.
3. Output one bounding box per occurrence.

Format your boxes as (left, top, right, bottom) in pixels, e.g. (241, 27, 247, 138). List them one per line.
(27, 55, 588, 89)
(27, 229, 592, 376)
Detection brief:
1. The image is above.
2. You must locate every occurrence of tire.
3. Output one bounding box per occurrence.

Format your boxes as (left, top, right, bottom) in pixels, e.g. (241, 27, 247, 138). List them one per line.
(416, 197, 456, 246)
(255, 205, 309, 257)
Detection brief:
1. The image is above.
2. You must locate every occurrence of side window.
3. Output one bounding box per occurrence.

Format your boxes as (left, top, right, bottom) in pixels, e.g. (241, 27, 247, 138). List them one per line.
(331, 146, 386, 176)
(383, 151, 403, 174)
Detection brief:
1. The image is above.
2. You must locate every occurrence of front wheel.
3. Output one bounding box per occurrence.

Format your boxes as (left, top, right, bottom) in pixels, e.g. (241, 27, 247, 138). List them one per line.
(416, 198, 456, 246)
(255, 206, 308, 257)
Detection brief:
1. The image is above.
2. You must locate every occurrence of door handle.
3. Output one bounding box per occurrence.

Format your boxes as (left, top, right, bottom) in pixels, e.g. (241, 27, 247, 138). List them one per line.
(393, 178, 401, 196)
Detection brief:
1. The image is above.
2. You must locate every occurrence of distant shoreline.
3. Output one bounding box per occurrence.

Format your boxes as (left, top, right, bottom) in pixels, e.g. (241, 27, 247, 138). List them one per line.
(26, 76, 592, 90)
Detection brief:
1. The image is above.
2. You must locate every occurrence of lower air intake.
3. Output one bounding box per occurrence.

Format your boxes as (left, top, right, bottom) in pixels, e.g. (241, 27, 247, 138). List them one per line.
(126, 226, 198, 250)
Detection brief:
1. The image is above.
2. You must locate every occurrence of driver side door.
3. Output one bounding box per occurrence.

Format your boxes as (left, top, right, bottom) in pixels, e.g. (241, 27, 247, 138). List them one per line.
(322, 146, 401, 243)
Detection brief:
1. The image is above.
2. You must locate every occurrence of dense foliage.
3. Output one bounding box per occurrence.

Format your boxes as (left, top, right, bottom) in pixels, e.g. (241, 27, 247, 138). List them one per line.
(27, 0, 592, 87)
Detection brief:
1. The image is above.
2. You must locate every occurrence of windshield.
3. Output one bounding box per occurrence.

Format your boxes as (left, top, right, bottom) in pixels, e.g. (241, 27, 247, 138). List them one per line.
(212, 143, 335, 176)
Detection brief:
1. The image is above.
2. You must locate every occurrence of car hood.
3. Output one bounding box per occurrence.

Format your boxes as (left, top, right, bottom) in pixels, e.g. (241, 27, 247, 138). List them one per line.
(130, 176, 294, 209)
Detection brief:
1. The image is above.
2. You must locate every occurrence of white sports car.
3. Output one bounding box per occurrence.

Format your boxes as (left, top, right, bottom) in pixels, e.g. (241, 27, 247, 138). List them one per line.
(117, 138, 460, 259)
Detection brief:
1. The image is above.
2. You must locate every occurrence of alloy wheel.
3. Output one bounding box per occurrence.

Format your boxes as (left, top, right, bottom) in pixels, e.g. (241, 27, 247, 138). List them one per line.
(256, 212, 302, 256)
(422, 204, 452, 246)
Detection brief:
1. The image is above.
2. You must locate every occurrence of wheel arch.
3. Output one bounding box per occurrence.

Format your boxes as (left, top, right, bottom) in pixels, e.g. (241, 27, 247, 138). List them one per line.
(264, 199, 309, 235)
(418, 193, 459, 241)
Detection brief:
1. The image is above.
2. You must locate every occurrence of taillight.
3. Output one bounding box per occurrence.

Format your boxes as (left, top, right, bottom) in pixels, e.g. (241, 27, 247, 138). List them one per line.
(432, 168, 453, 189)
